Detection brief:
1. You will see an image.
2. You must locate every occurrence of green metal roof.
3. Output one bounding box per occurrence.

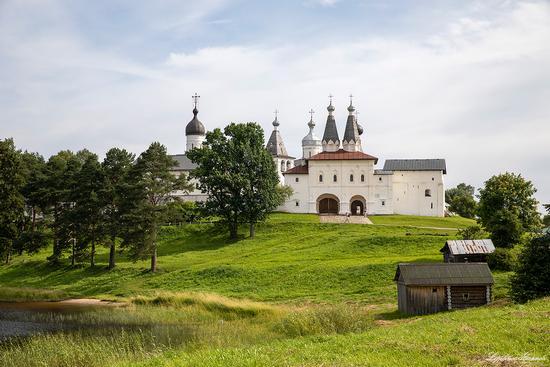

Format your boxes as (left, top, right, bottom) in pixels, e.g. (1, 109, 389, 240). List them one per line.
(394, 263, 494, 286)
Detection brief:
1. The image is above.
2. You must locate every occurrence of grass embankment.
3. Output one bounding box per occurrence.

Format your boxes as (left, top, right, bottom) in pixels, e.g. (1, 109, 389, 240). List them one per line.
(2, 292, 548, 367)
(3, 213, 543, 367)
(0, 214, 477, 304)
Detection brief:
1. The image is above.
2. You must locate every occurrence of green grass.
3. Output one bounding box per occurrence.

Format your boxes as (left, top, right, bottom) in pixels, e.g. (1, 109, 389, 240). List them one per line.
(369, 214, 476, 228)
(1, 213, 541, 367)
(122, 297, 550, 367)
(0, 213, 473, 303)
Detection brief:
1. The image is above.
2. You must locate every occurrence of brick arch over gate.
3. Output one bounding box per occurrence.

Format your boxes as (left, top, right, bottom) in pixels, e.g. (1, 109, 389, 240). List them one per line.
(317, 194, 340, 215)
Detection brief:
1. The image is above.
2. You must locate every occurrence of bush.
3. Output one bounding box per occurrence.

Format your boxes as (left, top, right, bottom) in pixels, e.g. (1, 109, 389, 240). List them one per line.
(487, 248, 516, 271)
(511, 234, 550, 303)
(165, 201, 201, 224)
(457, 225, 488, 240)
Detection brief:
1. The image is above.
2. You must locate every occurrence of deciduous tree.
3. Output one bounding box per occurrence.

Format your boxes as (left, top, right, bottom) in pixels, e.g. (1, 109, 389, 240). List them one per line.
(187, 123, 286, 239)
(445, 183, 477, 218)
(477, 173, 540, 248)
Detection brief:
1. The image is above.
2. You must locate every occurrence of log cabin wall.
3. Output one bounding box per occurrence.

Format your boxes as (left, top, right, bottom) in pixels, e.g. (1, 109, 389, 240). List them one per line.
(449, 286, 488, 309)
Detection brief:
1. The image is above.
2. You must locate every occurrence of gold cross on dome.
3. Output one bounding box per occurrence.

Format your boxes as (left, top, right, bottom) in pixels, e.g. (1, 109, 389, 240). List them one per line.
(309, 109, 315, 120)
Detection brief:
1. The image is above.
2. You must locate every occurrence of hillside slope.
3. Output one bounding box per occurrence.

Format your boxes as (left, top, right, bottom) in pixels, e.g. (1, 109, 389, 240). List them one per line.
(0, 214, 499, 303)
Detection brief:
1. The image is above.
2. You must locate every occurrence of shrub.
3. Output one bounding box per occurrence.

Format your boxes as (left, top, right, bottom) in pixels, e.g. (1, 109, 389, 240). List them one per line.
(511, 234, 550, 303)
(487, 248, 516, 271)
(457, 225, 488, 240)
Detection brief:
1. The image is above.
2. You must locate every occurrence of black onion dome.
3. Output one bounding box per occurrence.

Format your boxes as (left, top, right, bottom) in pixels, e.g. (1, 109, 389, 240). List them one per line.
(185, 107, 206, 135)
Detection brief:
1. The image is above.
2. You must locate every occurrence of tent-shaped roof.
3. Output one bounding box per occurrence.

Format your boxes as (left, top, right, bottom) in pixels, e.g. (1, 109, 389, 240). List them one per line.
(440, 239, 495, 255)
(394, 263, 494, 286)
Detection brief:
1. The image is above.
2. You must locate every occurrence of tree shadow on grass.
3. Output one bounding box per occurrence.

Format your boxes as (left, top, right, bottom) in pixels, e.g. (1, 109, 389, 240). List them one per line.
(156, 224, 246, 257)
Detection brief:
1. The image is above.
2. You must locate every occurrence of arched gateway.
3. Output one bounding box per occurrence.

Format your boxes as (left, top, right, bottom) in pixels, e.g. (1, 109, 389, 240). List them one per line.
(350, 195, 366, 216)
(317, 194, 339, 214)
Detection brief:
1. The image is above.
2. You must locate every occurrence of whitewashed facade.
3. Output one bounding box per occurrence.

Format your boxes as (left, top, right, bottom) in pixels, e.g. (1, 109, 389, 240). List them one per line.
(171, 97, 447, 217)
(279, 98, 446, 217)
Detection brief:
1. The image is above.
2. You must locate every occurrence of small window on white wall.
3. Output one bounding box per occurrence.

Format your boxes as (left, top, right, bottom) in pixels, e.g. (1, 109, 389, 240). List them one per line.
(333, 175, 337, 182)
(382, 200, 385, 206)
(295, 177, 299, 183)
(361, 174, 365, 182)
(319, 174, 323, 182)
(295, 200, 300, 207)
(432, 177, 435, 181)
(425, 189, 432, 197)
(379, 177, 382, 182)
(431, 202, 434, 209)
(350, 174, 354, 182)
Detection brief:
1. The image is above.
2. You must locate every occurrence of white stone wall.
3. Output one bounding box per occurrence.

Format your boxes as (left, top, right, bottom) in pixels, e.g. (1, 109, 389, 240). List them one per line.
(186, 135, 205, 151)
(391, 170, 445, 217)
(273, 157, 294, 184)
(281, 160, 395, 215)
(302, 145, 322, 159)
(171, 171, 207, 202)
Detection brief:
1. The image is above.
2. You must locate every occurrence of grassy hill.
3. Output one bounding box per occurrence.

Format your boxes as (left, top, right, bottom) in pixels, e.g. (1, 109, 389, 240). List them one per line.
(2, 214, 547, 367)
(0, 214, 481, 303)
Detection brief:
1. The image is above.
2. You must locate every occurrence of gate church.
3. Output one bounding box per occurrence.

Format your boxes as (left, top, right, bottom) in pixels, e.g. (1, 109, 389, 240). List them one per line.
(269, 96, 447, 217)
(172, 95, 447, 217)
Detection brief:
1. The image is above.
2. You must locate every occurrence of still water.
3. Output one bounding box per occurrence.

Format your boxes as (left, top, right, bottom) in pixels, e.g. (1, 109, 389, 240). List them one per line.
(0, 299, 123, 340)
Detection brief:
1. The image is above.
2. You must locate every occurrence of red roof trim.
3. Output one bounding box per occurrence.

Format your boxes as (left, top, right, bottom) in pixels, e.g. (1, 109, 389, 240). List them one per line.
(283, 165, 309, 175)
(309, 149, 378, 163)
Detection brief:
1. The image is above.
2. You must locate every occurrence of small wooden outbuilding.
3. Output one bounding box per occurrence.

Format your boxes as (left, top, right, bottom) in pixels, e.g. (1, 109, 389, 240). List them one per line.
(440, 239, 495, 263)
(394, 263, 494, 315)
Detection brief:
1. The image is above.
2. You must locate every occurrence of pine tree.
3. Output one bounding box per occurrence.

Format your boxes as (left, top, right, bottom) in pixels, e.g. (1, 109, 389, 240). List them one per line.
(0, 139, 25, 264)
(102, 148, 135, 269)
(123, 142, 192, 272)
(72, 154, 106, 267)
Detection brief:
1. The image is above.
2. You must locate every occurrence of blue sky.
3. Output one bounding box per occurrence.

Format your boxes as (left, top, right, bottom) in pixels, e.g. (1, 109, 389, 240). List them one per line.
(1, 0, 549, 208)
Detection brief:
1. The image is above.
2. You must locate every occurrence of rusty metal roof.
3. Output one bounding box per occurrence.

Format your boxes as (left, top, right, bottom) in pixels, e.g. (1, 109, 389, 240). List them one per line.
(394, 263, 494, 286)
(440, 239, 495, 255)
(309, 149, 378, 163)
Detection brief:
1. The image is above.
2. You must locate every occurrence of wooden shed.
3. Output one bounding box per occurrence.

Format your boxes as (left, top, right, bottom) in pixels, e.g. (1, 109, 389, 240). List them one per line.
(440, 239, 495, 263)
(394, 263, 494, 315)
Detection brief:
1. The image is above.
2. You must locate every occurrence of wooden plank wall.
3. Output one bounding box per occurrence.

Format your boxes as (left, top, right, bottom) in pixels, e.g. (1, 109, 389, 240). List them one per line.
(405, 286, 446, 315)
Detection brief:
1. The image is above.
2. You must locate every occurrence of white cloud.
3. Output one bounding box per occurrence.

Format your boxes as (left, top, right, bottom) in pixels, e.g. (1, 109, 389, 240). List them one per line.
(1, 1, 549, 207)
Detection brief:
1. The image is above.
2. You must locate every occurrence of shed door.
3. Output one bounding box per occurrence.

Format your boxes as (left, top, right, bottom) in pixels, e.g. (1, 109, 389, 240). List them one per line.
(430, 287, 447, 313)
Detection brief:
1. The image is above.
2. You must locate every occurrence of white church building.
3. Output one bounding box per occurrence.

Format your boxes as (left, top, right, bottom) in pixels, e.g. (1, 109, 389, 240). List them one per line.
(171, 95, 447, 217)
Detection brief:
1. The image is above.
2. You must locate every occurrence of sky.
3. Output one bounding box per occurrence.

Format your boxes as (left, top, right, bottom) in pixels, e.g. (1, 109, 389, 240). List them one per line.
(1, 0, 549, 210)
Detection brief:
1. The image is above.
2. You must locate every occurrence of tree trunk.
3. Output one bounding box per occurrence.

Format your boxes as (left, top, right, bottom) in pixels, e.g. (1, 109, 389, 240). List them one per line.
(71, 237, 75, 266)
(151, 245, 157, 273)
(108, 235, 116, 270)
(31, 207, 36, 232)
(249, 223, 255, 238)
(90, 241, 95, 267)
(229, 220, 238, 240)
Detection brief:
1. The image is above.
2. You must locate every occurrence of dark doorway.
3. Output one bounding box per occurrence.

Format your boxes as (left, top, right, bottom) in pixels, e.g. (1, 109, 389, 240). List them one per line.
(351, 200, 364, 216)
(319, 198, 339, 214)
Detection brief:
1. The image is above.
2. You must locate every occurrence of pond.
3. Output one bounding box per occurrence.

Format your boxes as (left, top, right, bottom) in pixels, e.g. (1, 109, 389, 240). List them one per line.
(0, 299, 125, 340)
